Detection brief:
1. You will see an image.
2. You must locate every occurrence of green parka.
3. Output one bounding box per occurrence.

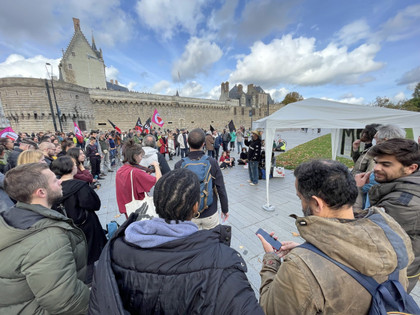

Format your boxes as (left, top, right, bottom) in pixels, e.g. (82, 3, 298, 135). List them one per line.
(259, 207, 414, 315)
(0, 202, 89, 314)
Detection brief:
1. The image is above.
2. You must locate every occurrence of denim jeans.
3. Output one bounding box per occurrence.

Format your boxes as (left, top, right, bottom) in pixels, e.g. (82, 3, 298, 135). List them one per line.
(181, 148, 189, 158)
(207, 150, 214, 158)
(248, 161, 259, 184)
(237, 141, 243, 153)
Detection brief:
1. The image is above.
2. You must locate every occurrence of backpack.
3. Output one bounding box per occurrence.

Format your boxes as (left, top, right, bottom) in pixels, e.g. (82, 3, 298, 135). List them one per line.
(181, 155, 213, 213)
(299, 242, 420, 315)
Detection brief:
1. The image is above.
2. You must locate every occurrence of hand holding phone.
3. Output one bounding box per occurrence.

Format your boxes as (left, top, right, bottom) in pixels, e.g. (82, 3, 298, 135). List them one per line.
(256, 228, 282, 251)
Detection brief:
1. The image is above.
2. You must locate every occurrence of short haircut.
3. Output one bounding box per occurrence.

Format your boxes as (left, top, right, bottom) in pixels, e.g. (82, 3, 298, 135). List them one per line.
(154, 169, 200, 224)
(122, 139, 144, 165)
(67, 147, 83, 167)
(60, 139, 73, 151)
(294, 159, 358, 210)
(143, 134, 156, 148)
(369, 138, 420, 167)
(376, 125, 406, 141)
(51, 156, 74, 177)
(17, 150, 44, 165)
(0, 138, 12, 146)
(39, 142, 51, 152)
(188, 128, 205, 149)
(4, 163, 50, 203)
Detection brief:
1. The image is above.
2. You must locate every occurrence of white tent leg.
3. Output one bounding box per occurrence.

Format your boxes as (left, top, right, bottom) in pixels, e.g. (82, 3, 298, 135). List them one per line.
(263, 127, 275, 211)
(331, 129, 340, 160)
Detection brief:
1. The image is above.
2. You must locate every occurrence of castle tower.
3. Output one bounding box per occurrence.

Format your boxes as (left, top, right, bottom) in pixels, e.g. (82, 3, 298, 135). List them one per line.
(219, 81, 230, 101)
(58, 18, 107, 89)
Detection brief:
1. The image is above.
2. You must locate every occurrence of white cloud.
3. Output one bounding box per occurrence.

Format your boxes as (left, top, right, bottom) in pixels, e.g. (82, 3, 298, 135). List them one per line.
(321, 95, 365, 105)
(180, 81, 205, 98)
(397, 66, 420, 85)
(135, 0, 206, 40)
(374, 4, 420, 42)
(335, 19, 371, 46)
(127, 82, 138, 91)
(0, 0, 136, 48)
(0, 54, 60, 79)
(172, 37, 223, 81)
(105, 65, 119, 80)
(266, 87, 289, 103)
(229, 34, 383, 87)
(151, 80, 174, 95)
(207, 85, 221, 100)
(392, 92, 406, 103)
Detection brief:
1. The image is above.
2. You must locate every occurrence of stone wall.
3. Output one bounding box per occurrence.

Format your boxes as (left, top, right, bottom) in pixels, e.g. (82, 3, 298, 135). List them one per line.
(0, 77, 95, 133)
(0, 77, 284, 133)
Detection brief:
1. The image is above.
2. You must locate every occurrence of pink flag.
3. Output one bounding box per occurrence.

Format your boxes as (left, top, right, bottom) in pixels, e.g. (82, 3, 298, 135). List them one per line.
(73, 121, 84, 143)
(151, 109, 164, 127)
(0, 127, 18, 141)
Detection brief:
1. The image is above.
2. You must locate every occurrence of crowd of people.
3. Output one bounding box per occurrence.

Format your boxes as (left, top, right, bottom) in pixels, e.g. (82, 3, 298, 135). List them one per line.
(0, 123, 419, 314)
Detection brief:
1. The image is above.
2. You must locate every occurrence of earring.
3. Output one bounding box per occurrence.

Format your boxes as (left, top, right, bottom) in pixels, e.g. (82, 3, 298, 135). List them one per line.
(194, 211, 201, 219)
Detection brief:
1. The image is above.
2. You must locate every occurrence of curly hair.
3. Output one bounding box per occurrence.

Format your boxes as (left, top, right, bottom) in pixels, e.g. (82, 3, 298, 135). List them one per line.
(369, 138, 420, 167)
(153, 169, 200, 223)
(294, 159, 358, 210)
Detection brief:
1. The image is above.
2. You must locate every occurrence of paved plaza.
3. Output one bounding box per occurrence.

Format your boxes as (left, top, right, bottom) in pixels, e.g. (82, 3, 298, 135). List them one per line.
(95, 129, 420, 303)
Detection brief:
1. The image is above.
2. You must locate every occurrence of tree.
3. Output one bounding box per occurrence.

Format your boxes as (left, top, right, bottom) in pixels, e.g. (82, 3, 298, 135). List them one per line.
(412, 82, 420, 99)
(281, 92, 304, 105)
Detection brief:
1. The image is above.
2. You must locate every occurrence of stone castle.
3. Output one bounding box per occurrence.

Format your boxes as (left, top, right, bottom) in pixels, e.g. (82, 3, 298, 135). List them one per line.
(0, 18, 282, 133)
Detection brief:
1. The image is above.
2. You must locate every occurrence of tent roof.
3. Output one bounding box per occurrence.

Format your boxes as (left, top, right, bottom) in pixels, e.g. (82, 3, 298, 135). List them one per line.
(254, 98, 420, 129)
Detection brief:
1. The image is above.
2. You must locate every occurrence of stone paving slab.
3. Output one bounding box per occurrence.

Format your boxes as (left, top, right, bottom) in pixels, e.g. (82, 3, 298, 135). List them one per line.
(94, 129, 420, 303)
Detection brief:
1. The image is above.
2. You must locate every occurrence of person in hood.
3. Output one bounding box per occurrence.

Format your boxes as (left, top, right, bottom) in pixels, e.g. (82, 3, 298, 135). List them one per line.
(116, 139, 161, 219)
(51, 156, 106, 285)
(257, 159, 414, 314)
(139, 134, 170, 175)
(89, 168, 263, 315)
(0, 163, 89, 314)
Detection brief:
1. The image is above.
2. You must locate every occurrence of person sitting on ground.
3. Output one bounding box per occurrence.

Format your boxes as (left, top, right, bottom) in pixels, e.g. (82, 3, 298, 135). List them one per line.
(238, 147, 248, 165)
(51, 156, 107, 285)
(116, 139, 161, 219)
(0, 163, 89, 314)
(219, 150, 234, 169)
(257, 159, 414, 314)
(17, 149, 46, 165)
(89, 168, 264, 314)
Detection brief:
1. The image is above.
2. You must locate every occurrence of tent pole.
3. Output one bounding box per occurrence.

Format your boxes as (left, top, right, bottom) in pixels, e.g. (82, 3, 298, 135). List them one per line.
(262, 127, 275, 212)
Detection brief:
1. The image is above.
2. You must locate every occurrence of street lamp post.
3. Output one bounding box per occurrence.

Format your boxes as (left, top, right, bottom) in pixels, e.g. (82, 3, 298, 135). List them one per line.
(46, 63, 63, 132)
(44, 79, 58, 132)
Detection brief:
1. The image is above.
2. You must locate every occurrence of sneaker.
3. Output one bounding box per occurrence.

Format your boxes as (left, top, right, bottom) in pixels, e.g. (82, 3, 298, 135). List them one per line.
(247, 180, 251, 183)
(97, 176, 105, 180)
(249, 182, 255, 186)
(100, 173, 107, 177)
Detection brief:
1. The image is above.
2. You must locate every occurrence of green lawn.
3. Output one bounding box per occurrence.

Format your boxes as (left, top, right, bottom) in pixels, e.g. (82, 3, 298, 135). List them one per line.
(276, 134, 353, 170)
(276, 128, 415, 170)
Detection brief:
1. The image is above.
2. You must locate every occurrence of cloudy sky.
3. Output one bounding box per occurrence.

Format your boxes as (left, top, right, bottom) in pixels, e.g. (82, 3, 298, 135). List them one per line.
(0, 0, 419, 104)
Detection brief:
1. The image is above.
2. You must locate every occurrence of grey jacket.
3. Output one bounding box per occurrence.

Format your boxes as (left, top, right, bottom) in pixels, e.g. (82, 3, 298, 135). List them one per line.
(369, 170, 420, 292)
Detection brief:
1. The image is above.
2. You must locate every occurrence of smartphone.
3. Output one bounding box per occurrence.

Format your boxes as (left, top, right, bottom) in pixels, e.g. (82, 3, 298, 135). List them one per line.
(256, 228, 282, 250)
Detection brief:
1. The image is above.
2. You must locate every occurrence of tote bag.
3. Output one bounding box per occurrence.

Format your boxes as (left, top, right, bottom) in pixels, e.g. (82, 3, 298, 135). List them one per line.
(125, 169, 156, 219)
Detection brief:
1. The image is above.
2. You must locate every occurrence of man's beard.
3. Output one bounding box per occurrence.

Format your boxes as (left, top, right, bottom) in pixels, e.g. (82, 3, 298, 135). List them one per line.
(302, 205, 312, 217)
(46, 187, 63, 206)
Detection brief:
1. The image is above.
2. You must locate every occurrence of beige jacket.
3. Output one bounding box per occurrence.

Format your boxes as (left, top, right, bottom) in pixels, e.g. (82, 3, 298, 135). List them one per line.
(259, 207, 413, 315)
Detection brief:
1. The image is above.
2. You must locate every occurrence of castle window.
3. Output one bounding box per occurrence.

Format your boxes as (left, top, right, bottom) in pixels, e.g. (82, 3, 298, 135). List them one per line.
(16, 91, 18, 95)
(68, 64, 72, 69)
(191, 121, 194, 124)
(234, 107, 237, 115)
(72, 52, 75, 56)
(75, 95, 79, 99)
(167, 121, 173, 124)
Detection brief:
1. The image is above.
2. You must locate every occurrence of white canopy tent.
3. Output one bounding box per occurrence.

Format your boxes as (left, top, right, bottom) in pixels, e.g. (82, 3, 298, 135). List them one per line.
(252, 97, 420, 211)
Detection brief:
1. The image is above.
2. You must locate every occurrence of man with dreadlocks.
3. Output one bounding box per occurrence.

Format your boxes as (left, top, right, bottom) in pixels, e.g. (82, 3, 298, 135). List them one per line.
(89, 169, 263, 314)
(174, 128, 229, 230)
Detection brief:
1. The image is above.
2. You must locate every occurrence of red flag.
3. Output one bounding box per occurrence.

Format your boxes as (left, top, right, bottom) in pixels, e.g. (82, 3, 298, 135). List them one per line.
(143, 118, 151, 134)
(73, 121, 84, 143)
(135, 117, 143, 132)
(108, 119, 122, 134)
(0, 126, 18, 141)
(152, 109, 164, 127)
